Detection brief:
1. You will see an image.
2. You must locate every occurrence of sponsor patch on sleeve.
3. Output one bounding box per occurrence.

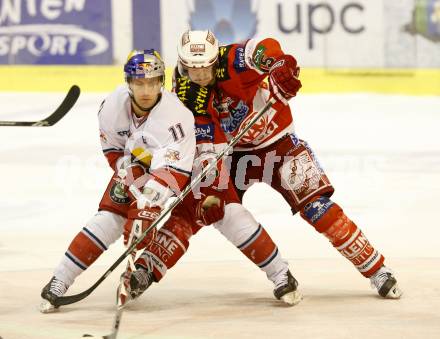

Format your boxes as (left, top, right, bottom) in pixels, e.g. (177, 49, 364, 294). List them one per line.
(165, 149, 181, 164)
(195, 123, 214, 142)
(233, 46, 247, 73)
(252, 45, 275, 72)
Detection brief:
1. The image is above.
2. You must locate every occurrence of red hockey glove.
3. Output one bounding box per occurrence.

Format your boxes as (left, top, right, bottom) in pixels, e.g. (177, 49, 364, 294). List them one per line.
(269, 54, 302, 105)
(123, 202, 161, 250)
(195, 188, 226, 226)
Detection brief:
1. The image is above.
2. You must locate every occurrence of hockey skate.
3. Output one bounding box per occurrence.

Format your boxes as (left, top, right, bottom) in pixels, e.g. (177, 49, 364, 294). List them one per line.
(39, 276, 69, 313)
(118, 266, 154, 303)
(273, 270, 302, 306)
(370, 265, 402, 299)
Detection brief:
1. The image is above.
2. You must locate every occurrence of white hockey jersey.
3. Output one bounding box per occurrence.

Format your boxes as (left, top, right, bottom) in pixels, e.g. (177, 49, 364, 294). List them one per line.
(98, 85, 196, 201)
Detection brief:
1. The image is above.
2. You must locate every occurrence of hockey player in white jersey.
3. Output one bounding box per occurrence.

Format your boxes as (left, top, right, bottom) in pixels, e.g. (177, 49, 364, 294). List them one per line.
(40, 49, 197, 313)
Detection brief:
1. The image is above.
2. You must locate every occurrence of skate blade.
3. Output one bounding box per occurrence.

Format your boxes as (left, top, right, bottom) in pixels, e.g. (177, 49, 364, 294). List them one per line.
(385, 283, 403, 299)
(39, 299, 59, 314)
(82, 333, 116, 339)
(280, 290, 303, 306)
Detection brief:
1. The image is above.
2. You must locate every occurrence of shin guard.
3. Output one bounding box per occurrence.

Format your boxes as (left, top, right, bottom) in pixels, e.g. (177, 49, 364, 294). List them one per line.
(54, 211, 125, 285)
(301, 196, 384, 277)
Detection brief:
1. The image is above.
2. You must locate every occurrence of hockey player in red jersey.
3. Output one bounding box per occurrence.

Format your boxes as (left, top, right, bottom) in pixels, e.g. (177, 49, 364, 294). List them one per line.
(173, 30, 402, 299)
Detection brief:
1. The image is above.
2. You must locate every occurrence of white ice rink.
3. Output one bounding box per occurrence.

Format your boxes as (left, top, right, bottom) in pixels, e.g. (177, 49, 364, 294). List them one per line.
(1, 91, 440, 338)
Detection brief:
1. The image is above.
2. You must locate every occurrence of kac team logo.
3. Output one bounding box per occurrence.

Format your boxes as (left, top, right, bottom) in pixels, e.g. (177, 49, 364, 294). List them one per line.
(404, 0, 440, 42)
(189, 0, 258, 45)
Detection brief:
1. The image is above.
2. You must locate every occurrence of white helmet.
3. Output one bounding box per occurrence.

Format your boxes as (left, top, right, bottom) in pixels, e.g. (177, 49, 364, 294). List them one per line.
(177, 30, 219, 68)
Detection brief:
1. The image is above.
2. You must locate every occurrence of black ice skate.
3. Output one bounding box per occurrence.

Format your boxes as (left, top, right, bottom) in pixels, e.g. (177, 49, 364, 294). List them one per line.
(39, 276, 69, 313)
(370, 265, 402, 299)
(118, 265, 154, 304)
(129, 266, 154, 298)
(273, 270, 302, 306)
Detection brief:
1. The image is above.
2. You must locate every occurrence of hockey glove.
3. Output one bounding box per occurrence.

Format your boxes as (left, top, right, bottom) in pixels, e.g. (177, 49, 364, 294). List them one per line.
(195, 188, 226, 225)
(124, 202, 161, 250)
(117, 163, 149, 199)
(269, 54, 302, 105)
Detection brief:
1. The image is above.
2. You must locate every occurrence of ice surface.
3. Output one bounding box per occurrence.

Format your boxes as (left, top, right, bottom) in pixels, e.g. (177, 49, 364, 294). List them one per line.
(0, 92, 439, 338)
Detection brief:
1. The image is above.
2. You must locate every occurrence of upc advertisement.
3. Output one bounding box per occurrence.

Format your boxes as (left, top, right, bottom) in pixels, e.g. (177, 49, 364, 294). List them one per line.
(159, 0, 440, 68)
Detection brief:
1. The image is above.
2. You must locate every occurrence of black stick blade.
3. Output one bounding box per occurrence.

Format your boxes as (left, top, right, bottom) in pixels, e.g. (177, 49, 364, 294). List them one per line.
(0, 85, 80, 127)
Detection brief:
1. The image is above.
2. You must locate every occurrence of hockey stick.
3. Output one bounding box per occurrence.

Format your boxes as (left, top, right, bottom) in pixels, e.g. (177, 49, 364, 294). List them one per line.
(82, 284, 125, 339)
(82, 231, 139, 339)
(82, 188, 149, 339)
(0, 85, 80, 127)
(53, 97, 277, 307)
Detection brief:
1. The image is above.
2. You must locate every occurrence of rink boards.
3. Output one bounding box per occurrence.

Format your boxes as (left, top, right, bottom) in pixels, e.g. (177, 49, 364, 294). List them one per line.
(0, 66, 439, 95)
